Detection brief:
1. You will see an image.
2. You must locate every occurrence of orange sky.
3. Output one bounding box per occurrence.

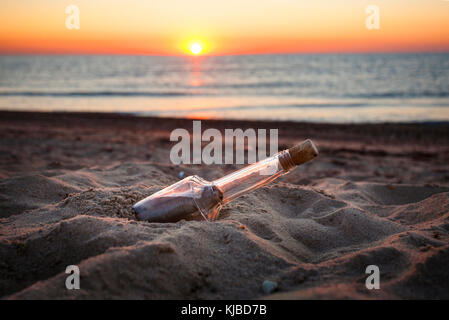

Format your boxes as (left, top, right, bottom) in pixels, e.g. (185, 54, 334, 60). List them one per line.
(1, 0, 448, 55)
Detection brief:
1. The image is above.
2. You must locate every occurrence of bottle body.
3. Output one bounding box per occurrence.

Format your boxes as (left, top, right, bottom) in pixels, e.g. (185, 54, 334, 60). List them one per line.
(133, 175, 222, 222)
(133, 152, 295, 222)
(213, 150, 294, 204)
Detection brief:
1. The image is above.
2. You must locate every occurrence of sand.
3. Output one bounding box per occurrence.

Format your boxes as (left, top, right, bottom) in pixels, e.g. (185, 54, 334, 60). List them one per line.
(1, 111, 449, 299)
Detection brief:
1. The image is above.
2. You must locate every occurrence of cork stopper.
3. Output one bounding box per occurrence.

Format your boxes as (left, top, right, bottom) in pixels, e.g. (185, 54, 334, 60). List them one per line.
(287, 139, 319, 166)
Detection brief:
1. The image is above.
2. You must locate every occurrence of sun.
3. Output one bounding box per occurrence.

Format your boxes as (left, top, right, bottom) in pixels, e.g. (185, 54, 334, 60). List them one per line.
(180, 38, 210, 55)
(189, 43, 203, 55)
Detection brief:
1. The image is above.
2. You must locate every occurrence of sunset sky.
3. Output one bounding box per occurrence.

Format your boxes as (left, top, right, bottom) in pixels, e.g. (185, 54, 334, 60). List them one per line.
(1, 0, 448, 55)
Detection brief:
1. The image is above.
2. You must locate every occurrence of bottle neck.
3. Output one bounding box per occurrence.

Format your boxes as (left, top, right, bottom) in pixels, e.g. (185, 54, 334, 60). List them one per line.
(278, 150, 296, 171)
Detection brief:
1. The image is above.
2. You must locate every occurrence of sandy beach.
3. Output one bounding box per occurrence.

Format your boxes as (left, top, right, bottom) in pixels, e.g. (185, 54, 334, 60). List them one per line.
(1, 111, 449, 299)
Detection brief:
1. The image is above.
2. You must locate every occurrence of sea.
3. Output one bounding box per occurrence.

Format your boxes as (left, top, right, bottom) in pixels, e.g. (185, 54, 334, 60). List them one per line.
(0, 53, 448, 123)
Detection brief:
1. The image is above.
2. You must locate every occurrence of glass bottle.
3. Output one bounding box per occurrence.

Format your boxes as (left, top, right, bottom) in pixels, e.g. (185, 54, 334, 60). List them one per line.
(133, 139, 318, 222)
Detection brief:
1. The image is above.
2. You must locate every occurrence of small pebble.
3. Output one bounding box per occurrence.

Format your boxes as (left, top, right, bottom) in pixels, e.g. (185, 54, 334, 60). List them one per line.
(262, 280, 278, 294)
(178, 171, 185, 179)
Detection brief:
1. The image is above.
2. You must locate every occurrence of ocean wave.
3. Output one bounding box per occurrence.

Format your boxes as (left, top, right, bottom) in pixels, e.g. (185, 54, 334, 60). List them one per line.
(0, 91, 196, 97)
(204, 81, 306, 89)
(348, 91, 449, 99)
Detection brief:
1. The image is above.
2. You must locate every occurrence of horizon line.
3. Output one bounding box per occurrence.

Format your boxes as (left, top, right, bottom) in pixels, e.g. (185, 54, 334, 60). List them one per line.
(1, 49, 449, 57)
